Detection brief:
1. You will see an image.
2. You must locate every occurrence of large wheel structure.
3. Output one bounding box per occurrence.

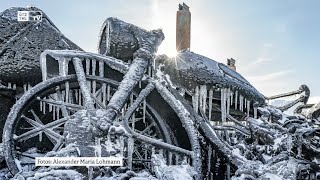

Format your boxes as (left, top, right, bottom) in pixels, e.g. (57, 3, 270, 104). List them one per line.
(3, 74, 200, 177)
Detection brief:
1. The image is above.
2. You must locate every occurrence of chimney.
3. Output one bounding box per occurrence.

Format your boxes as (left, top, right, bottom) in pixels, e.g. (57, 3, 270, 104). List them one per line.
(227, 58, 236, 71)
(176, 3, 191, 51)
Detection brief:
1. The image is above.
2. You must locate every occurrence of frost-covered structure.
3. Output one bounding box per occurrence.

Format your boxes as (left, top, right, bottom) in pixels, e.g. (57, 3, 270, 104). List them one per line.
(0, 6, 319, 180)
(0, 7, 81, 85)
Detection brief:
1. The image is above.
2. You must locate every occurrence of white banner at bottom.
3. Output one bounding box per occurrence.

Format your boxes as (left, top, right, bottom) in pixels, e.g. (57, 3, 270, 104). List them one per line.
(35, 157, 123, 166)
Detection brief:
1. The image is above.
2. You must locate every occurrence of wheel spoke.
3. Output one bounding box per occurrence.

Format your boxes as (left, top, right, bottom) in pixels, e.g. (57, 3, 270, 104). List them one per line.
(123, 83, 155, 121)
(132, 132, 193, 157)
(133, 149, 149, 169)
(15, 117, 68, 142)
(14, 131, 42, 142)
(52, 137, 65, 151)
(91, 92, 106, 109)
(55, 87, 70, 117)
(140, 122, 155, 135)
(20, 115, 63, 143)
(17, 151, 43, 159)
(129, 117, 143, 124)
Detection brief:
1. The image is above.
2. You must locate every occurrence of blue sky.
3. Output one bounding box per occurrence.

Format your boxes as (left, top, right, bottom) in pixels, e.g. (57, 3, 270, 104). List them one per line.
(1, 0, 320, 102)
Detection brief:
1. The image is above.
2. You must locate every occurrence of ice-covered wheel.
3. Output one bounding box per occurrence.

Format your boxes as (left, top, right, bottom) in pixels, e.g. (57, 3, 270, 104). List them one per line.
(3, 74, 200, 177)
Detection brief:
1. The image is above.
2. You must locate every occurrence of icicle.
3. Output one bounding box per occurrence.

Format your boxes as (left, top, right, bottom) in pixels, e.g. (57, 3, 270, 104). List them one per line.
(175, 154, 180, 164)
(88, 167, 93, 180)
(85, 58, 90, 74)
(49, 103, 52, 112)
(207, 144, 212, 178)
(235, 91, 238, 110)
(8, 82, 11, 88)
(127, 138, 134, 169)
(239, 95, 243, 112)
(192, 86, 199, 113)
(39, 101, 42, 112)
(148, 65, 152, 76)
(95, 137, 102, 157)
(92, 59, 97, 95)
(287, 134, 292, 153)
(102, 84, 107, 106)
(28, 83, 32, 91)
(99, 61, 105, 103)
(144, 145, 148, 165)
(247, 100, 250, 117)
(230, 91, 233, 105)
(121, 108, 125, 120)
(151, 146, 155, 155)
(199, 87, 203, 112)
(159, 149, 164, 158)
(107, 85, 111, 101)
(242, 96, 245, 112)
(65, 82, 70, 103)
(143, 99, 146, 124)
(74, 90, 78, 102)
(53, 106, 56, 120)
(227, 160, 231, 179)
(226, 89, 230, 115)
(119, 136, 124, 156)
(183, 156, 187, 164)
(43, 97, 46, 114)
(222, 89, 227, 123)
(221, 88, 227, 122)
(139, 81, 142, 88)
(85, 59, 91, 93)
(23, 84, 27, 93)
(208, 88, 213, 121)
(242, 97, 245, 112)
(254, 106, 258, 119)
(244, 98, 247, 109)
(78, 90, 82, 105)
(168, 152, 172, 165)
(200, 85, 207, 114)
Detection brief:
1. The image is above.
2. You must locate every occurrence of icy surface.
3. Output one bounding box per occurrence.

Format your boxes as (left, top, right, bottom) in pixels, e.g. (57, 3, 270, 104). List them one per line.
(151, 154, 195, 180)
(155, 50, 265, 103)
(0, 7, 81, 85)
(230, 105, 320, 179)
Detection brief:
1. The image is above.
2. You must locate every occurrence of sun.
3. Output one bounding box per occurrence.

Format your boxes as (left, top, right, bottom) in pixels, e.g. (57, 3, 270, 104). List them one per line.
(157, 45, 178, 57)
